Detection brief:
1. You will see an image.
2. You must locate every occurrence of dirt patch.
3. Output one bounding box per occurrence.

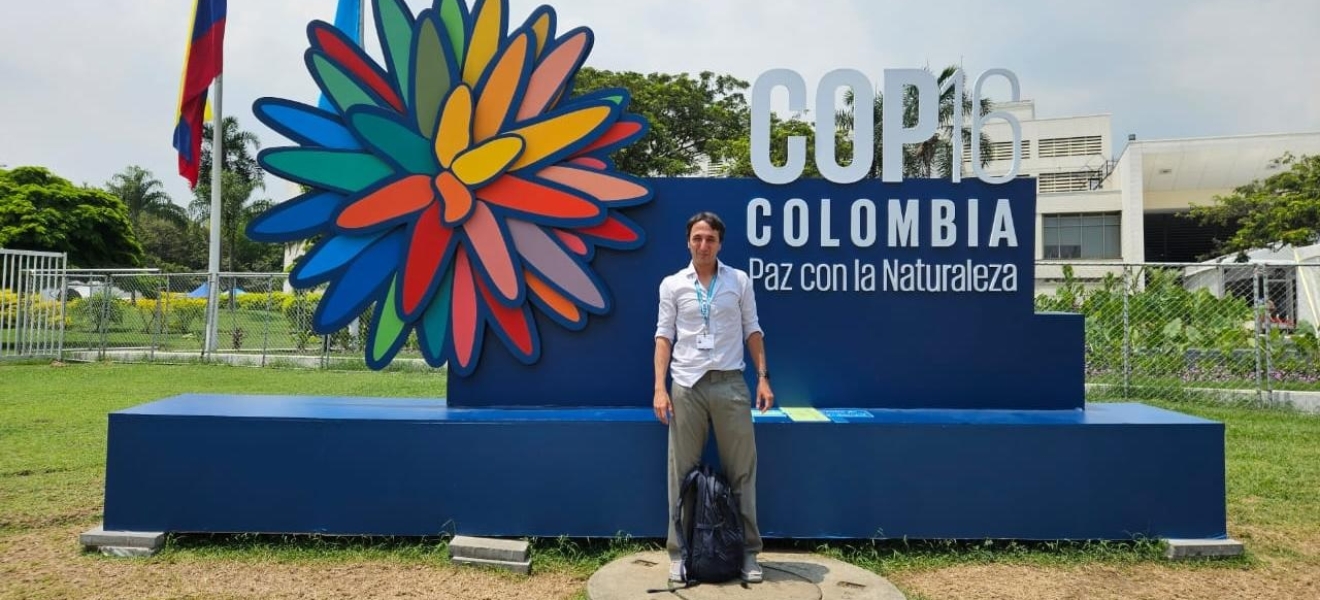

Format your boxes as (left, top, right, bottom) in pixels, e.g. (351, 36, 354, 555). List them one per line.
(893, 563, 1319, 600)
(0, 527, 582, 600)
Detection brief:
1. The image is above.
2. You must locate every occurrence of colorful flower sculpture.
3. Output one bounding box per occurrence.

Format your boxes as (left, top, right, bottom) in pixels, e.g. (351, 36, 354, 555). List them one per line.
(249, 0, 651, 374)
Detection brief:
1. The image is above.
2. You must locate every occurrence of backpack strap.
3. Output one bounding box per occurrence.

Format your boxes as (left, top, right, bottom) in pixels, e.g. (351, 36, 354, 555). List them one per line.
(672, 466, 705, 565)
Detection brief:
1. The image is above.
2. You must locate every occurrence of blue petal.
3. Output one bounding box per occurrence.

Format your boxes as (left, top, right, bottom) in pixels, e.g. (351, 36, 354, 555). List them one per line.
(313, 232, 403, 331)
(291, 231, 389, 286)
(246, 191, 345, 243)
(254, 98, 363, 150)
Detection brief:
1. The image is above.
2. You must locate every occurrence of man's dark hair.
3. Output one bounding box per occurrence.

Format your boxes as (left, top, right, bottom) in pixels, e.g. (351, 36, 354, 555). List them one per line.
(686, 212, 725, 242)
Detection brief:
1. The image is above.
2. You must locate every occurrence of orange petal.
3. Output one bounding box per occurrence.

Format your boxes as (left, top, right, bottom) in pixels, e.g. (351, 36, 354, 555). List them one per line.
(452, 135, 524, 187)
(435, 171, 475, 225)
(336, 175, 435, 229)
(526, 269, 580, 323)
(507, 105, 613, 171)
(474, 33, 530, 142)
(475, 175, 603, 221)
(434, 86, 473, 168)
(516, 31, 588, 121)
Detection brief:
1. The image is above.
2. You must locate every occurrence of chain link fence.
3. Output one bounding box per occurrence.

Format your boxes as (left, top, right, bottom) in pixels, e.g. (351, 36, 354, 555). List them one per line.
(56, 272, 435, 371)
(1036, 261, 1320, 404)
(28, 263, 1320, 403)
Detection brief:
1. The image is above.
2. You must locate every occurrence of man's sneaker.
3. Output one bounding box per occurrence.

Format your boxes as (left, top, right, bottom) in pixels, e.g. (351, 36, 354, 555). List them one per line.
(740, 553, 763, 583)
(669, 560, 685, 583)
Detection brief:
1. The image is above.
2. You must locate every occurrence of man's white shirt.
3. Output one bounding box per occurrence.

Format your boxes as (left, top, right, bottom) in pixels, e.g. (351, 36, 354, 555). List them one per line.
(656, 260, 763, 388)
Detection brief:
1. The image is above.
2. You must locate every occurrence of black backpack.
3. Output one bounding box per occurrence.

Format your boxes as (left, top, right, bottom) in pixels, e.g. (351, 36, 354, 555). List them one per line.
(674, 464, 745, 584)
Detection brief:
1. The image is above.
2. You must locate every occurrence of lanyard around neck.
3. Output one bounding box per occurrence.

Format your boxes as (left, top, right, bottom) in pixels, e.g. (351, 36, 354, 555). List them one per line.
(695, 273, 719, 329)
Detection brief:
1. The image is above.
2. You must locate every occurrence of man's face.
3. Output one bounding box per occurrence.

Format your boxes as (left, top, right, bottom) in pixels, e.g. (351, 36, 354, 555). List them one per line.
(688, 221, 722, 266)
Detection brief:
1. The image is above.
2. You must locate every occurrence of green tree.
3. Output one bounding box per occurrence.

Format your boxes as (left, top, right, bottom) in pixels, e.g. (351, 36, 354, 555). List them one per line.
(106, 165, 187, 229)
(572, 68, 749, 176)
(721, 115, 832, 178)
(192, 171, 276, 272)
(1190, 153, 1320, 256)
(136, 215, 208, 272)
(190, 117, 279, 272)
(837, 64, 993, 179)
(0, 166, 143, 267)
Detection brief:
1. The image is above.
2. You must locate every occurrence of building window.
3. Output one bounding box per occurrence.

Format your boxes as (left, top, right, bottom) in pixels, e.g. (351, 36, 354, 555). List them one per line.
(1038, 136, 1102, 158)
(1038, 170, 1103, 193)
(964, 139, 1030, 162)
(1043, 213, 1121, 259)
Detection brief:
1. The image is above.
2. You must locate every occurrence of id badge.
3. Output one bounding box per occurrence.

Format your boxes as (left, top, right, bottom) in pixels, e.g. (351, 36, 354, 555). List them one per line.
(695, 333, 715, 350)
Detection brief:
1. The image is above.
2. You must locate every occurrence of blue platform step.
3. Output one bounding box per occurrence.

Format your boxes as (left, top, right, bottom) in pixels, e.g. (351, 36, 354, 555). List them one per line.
(103, 394, 1227, 540)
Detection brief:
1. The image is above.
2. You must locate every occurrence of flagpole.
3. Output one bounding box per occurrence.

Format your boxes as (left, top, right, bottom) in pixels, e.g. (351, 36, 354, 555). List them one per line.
(204, 74, 224, 357)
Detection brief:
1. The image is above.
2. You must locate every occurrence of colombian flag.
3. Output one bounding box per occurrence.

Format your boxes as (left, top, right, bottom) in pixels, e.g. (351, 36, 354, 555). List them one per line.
(172, 0, 227, 188)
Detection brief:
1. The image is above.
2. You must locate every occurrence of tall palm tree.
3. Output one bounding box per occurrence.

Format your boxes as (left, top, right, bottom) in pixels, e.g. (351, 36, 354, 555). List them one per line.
(191, 117, 267, 272)
(837, 65, 993, 179)
(196, 116, 264, 194)
(106, 166, 187, 228)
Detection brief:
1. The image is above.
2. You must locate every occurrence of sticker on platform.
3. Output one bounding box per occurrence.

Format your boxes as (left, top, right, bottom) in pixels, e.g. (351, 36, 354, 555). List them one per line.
(782, 407, 830, 422)
(822, 409, 874, 423)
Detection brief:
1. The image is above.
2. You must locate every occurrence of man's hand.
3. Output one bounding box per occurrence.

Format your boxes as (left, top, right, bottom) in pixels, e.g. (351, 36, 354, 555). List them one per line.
(654, 389, 673, 425)
(756, 379, 775, 413)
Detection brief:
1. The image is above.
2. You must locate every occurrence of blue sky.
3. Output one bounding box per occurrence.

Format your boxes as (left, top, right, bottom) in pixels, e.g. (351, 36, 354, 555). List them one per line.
(1, 0, 1317, 207)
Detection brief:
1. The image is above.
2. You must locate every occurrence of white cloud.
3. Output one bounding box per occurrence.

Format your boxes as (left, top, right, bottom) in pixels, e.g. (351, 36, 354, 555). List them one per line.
(0, 0, 1317, 208)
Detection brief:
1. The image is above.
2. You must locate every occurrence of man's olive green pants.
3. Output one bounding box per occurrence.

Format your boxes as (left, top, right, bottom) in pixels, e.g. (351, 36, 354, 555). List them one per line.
(666, 369, 762, 561)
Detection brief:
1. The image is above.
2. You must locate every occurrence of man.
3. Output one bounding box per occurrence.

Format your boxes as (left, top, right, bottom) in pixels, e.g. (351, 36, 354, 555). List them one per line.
(654, 211, 774, 584)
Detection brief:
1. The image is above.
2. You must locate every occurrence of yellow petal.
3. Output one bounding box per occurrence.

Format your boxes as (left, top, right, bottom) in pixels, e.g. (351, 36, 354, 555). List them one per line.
(507, 105, 613, 171)
(452, 135, 525, 187)
(463, 0, 503, 86)
(434, 85, 473, 168)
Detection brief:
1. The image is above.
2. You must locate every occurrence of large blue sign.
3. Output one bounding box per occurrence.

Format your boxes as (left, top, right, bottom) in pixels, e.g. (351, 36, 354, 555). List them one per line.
(450, 177, 1083, 410)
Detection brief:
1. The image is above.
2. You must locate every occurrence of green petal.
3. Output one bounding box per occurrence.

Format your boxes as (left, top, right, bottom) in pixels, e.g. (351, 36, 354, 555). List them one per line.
(376, 0, 416, 106)
(263, 148, 394, 194)
(438, 0, 468, 67)
(413, 15, 453, 138)
(312, 53, 391, 115)
(371, 278, 410, 364)
(420, 267, 454, 366)
(349, 111, 437, 175)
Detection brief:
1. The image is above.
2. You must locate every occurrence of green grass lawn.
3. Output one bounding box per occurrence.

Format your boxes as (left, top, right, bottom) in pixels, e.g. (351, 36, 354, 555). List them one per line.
(1, 361, 1317, 591)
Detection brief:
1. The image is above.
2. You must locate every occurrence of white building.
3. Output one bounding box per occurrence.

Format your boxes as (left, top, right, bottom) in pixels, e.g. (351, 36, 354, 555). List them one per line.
(978, 100, 1320, 264)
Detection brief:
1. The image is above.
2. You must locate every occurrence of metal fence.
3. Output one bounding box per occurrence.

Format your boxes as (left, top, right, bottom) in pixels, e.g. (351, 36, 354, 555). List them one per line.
(0, 248, 67, 360)
(11, 262, 1320, 403)
(48, 271, 437, 370)
(1036, 261, 1320, 404)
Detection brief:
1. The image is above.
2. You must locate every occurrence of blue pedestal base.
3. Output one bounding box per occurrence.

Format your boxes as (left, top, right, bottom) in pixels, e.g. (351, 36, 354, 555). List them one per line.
(103, 395, 1226, 540)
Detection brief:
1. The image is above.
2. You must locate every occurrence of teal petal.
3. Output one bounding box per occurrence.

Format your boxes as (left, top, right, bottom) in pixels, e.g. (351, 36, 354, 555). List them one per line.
(376, 0, 416, 106)
(262, 148, 394, 194)
(310, 53, 391, 115)
(419, 267, 454, 367)
(348, 109, 438, 175)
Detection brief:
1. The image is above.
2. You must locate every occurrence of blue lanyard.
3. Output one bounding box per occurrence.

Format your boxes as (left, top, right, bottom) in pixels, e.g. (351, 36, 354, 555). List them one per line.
(694, 274, 719, 331)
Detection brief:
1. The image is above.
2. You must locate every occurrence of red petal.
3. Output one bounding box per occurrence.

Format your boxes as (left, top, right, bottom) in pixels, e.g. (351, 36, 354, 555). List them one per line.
(554, 230, 588, 255)
(451, 247, 479, 368)
(401, 203, 453, 317)
(577, 216, 640, 243)
(567, 157, 607, 170)
(476, 175, 603, 221)
(572, 121, 644, 156)
(476, 275, 534, 357)
(312, 24, 406, 112)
